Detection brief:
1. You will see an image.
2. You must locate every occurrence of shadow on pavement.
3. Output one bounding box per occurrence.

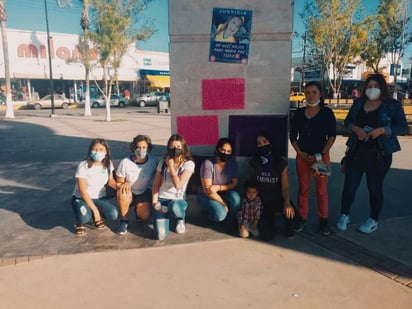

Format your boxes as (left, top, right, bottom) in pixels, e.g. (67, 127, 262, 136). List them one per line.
(1, 119, 411, 279)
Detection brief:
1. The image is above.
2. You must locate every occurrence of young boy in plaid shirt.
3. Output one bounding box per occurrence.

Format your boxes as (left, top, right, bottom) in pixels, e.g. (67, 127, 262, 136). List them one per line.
(237, 180, 262, 238)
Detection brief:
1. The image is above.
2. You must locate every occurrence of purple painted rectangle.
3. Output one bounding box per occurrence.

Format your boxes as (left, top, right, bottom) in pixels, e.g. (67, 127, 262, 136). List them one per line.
(228, 115, 288, 157)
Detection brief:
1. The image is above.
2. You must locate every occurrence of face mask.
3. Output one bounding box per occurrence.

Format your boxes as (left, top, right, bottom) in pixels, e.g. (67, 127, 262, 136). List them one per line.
(90, 151, 106, 162)
(134, 149, 147, 159)
(167, 147, 183, 158)
(305, 99, 320, 107)
(365, 88, 381, 100)
(257, 144, 271, 157)
(216, 151, 230, 162)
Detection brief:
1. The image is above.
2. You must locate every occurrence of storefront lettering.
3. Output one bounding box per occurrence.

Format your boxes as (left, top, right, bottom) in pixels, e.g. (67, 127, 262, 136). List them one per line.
(17, 38, 98, 61)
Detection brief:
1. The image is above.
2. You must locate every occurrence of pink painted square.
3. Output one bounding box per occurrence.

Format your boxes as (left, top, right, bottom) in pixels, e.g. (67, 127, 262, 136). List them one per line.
(202, 78, 245, 110)
(176, 115, 219, 146)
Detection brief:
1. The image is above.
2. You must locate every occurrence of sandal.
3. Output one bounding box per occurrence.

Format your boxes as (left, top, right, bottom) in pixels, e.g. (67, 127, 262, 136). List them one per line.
(95, 219, 105, 229)
(75, 225, 87, 236)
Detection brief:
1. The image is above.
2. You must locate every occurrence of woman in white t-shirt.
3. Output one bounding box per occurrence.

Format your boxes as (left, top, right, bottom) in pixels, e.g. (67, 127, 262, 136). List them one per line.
(71, 138, 119, 236)
(151, 134, 195, 240)
(115, 135, 158, 235)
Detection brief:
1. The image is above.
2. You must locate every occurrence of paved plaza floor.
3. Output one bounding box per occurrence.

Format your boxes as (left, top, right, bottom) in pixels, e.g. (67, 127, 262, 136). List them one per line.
(0, 108, 411, 308)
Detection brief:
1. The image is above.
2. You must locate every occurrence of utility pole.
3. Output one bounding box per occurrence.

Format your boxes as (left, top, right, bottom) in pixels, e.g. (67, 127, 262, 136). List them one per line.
(44, 0, 55, 117)
(301, 31, 307, 91)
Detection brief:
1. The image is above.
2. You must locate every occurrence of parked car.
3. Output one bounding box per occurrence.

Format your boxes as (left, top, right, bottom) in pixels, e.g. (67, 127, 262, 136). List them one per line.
(26, 94, 71, 110)
(133, 91, 170, 107)
(289, 91, 306, 103)
(91, 94, 128, 108)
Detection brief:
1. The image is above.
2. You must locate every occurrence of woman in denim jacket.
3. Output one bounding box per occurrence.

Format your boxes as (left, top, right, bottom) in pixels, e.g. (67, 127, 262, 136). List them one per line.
(337, 74, 408, 233)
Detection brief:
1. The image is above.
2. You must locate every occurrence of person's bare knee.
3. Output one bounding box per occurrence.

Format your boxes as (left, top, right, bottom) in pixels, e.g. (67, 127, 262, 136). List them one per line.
(136, 202, 151, 221)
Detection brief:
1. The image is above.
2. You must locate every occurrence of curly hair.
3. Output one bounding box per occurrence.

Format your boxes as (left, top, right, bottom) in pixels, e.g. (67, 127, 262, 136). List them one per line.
(129, 134, 153, 153)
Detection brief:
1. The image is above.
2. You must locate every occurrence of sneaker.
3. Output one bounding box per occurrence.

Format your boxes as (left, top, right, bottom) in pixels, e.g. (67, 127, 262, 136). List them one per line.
(117, 220, 129, 235)
(248, 227, 260, 238)
(176, 219, 186, 234)
(358, 217, 378, 234)
(336, 214, 350, 231)
(319, 219, 332, 236)
(294, 217, 306, 232)
(239, 225, 249, 238)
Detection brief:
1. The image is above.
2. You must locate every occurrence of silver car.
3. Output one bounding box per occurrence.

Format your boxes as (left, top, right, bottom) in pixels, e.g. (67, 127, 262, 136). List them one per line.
(27, 94, 72, 110)
(133, 92, 170, 107)
(91, 94, 128, 108)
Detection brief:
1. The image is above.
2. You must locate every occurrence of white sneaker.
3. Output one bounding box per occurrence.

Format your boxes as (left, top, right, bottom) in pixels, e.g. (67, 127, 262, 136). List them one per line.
(358, 217, 378, 234)
(336, 214, 350, 231)
(248, 227, 260, 238)
(176, 219, 186, 234)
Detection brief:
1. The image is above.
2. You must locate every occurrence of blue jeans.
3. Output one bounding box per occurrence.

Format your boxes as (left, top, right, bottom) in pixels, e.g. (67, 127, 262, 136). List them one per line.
(340, 152, 392, 221)
(197, 190, 241, 222)
(152, 198, 188, 236)
(71, 196, 119, 225)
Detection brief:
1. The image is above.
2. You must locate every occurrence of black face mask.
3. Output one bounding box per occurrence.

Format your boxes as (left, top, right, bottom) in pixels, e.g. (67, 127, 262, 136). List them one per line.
(167, 147, 183, 158)
(257, 144, 271, 157)
(216, 151, 230, 162)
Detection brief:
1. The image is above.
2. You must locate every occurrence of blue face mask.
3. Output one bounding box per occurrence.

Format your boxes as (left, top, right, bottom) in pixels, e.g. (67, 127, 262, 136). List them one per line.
(90, 151, 106, 162)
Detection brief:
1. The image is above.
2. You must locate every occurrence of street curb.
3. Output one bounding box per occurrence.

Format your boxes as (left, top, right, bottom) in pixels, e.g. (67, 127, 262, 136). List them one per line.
(299, 227, 412, 289)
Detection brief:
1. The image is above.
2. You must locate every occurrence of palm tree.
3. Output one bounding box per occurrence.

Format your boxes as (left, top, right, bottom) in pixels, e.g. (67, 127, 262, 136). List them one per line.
(0, 0, 14, 118)
(80, 0, 92, 116)
(58, 0, 92, 116)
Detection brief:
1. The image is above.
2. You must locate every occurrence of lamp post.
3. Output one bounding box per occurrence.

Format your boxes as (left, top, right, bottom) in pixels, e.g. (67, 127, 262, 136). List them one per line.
(301, 31, 307, 92)
(44, 0, 55, 116)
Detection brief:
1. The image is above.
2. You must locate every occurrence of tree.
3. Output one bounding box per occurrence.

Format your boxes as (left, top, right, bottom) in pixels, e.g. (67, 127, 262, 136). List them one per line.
(88, 0, 156, 121)
(0, 0, 14, 118)
(377, 0, 412, 97)
(59, 0, 155, 118)
(79, 0, 92, 116)
(360, 17, 388, 73)
(302, 0, 369, 97)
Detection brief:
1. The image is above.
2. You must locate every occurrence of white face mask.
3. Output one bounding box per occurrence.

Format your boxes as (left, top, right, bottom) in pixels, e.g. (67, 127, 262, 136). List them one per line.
(134, 149, 147, 159)
(365, 88, 381, 100)
(305, 99, 320, 107)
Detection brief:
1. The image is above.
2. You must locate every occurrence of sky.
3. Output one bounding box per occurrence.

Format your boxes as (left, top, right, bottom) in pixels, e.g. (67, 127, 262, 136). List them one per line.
(3, 0, 411, 64)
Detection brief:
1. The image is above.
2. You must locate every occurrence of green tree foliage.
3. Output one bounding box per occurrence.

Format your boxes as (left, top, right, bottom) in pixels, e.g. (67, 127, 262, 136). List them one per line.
(302, 0, 369, 97)
(360, 15, 388, 74)
(376, 0, 411, 91)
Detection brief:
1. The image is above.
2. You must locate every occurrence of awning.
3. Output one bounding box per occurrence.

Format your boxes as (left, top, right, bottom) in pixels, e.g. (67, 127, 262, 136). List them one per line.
(145, 75, 170, 88)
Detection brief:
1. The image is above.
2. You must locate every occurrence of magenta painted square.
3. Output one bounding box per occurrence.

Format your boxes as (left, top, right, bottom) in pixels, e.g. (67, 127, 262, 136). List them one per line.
(202, 78, 245, 110)
(176, 115, 219, 146)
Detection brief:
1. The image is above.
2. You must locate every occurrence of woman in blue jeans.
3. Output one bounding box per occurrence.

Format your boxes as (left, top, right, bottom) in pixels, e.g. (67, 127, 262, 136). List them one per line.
(197, 138, 241, 223)
(337, 74, 408, 234)
(151, 134, 195, 240)
(71, 138, 119, 236)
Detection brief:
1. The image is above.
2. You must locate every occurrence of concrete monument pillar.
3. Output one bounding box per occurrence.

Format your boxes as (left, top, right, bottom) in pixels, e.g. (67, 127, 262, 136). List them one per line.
(169, 0, 293, 163)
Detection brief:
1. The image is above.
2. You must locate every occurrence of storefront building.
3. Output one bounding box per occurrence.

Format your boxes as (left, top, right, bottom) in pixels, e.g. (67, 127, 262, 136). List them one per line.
(0, 29, 170, 101)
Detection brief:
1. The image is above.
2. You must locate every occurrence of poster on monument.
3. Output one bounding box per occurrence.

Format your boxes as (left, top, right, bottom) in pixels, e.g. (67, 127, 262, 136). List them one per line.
(209, 8, 252, 64)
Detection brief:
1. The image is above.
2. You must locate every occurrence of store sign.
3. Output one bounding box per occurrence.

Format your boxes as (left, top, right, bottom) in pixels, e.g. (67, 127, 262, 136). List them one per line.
(17, 38, 98, 60)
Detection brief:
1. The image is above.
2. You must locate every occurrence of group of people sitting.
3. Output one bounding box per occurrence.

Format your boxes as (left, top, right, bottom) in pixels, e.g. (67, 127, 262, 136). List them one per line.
(71, 74, 408, 241)
(70, 131, 297, 241)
